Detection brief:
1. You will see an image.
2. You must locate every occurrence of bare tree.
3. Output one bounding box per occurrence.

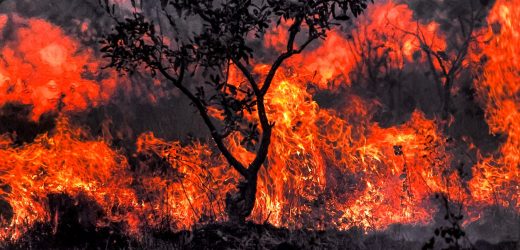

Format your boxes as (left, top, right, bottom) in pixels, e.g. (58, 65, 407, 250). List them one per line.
(99, 0, 370, 223)
(408, 0, 488, 121)
(348, 0, 489, 125)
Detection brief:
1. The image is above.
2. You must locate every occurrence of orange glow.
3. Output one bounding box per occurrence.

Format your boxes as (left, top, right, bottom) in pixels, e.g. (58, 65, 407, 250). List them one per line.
(273, 1, 446, 90)
(0, 117, 138, 240)
(0, 0, 518, 242)
(0, 15, 7, 32)
(469, 0, 520, 211)
(136, 132, 236, 230)
(212, 62, 458, 229)
(0, 17, 117, 120)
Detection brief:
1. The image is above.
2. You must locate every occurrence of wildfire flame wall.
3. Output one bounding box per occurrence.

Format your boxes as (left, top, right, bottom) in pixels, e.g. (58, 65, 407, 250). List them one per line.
(0, 0, 518, 246)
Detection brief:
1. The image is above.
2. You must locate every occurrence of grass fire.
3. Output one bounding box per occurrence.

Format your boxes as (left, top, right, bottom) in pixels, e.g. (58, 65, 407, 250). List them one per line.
(0, 0, 518, 249)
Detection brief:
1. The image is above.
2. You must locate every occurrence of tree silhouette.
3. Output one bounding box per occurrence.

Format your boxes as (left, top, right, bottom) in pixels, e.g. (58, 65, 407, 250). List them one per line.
(404, 0, 488, 122)
(100, 0, 370, 223)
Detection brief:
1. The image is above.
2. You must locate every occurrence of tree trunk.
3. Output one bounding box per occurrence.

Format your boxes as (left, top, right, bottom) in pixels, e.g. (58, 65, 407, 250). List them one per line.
(225, 172, 258, 224)
(442, 79, 452, 121)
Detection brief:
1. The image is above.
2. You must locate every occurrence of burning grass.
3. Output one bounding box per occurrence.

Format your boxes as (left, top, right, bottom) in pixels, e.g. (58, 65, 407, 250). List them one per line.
(0, 0, 518, 248)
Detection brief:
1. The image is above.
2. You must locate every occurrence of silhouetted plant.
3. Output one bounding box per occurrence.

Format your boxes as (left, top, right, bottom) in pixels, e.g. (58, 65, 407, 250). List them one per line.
(423, 194, 472, 250)
(99, 0, 370, 223)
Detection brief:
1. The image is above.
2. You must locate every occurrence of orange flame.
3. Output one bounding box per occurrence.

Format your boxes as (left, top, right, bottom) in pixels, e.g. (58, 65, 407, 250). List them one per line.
(0, 17, 117, 120)
(0, 117, 138, 240)
(469, 0, 520, 211)
(0, 0, 518, 242)
(266, 1, 446, 90)
(136, 132, 236, 230)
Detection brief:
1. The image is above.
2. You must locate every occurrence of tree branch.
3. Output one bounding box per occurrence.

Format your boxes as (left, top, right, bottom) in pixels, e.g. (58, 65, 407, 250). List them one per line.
(260, 20, 317, 96)
(155, 61, 249, 177)
(231, 57, 261, 95)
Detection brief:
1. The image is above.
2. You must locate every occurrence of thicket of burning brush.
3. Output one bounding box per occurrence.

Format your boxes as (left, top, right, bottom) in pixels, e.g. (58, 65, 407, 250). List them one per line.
(0, 0, 518, 247)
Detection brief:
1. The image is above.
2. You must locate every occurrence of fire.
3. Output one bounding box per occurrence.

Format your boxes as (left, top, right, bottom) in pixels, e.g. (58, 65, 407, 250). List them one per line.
(240, 0, 452, 229)
(0, 14, 7, 33)
(0, 16, 117, 120)
(268, 1, 446, 90)
(469, 0, 520, 210)
(336, 112, 462, 229)
(0, 117, 138, 240)
(136, 132, 236, 230)
(214, 61, 456, 229)
(0, 0, 518, 243)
